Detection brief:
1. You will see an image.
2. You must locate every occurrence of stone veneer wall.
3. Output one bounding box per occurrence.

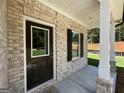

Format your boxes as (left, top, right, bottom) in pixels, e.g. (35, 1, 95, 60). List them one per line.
(0, 0, 8, 89)
(7, 0, 87, 92)
(96, 77, 112, 93)
(0, 0, 8, 88)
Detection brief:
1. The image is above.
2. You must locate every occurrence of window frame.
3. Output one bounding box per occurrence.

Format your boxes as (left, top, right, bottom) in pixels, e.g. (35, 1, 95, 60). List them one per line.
(31, 25, 50, 58)
(72, 31, 80, 60)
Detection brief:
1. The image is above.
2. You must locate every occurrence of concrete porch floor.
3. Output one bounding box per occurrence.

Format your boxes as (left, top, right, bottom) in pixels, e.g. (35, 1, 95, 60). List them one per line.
(42, 65, 98, 93)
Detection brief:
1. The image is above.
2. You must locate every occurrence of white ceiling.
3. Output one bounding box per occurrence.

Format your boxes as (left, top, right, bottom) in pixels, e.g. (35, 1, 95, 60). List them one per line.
(111, 0, 123, 21)
(38, 0, 123, 29)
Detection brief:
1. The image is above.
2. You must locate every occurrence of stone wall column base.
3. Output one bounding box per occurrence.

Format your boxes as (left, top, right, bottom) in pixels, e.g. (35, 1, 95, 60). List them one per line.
(96, 77, 112, 93)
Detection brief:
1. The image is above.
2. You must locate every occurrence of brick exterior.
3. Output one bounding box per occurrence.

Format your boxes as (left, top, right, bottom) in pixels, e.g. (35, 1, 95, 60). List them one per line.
(0, 0, 8, 89)
(7, 0, 87, 93)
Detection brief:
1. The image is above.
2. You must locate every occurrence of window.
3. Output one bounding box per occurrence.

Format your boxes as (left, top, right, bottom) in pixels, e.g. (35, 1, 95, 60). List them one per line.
(31, 26, 49, 58)
(67, 28, 84, 61)
(72, 32, 80, 58)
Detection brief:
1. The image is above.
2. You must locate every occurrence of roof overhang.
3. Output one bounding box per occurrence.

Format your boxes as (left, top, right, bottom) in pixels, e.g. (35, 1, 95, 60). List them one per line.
(38, 0, 123, 29)
(111, 0, 123, 22)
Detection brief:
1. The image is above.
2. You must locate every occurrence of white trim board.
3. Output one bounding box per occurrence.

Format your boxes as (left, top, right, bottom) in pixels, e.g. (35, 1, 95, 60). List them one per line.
(31, 26, 50, 58)
(23, 16, 57, 93)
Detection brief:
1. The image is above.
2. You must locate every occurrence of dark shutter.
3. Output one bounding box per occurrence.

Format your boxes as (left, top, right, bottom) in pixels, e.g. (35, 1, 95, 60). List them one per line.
(67, 29, 72, 61)
(80, 33, 84, 57)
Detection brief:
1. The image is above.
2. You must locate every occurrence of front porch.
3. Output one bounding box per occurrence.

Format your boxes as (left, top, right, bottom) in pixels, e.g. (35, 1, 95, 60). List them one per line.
(42, 65, 116, 93)
(0, 0, 123, 93)
(42, 65, 98, 93)
(0, 65, 120, 93)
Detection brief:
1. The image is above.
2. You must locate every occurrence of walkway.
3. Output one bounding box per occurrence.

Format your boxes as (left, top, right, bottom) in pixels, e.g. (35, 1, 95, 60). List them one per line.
(43, 65, 97, 93)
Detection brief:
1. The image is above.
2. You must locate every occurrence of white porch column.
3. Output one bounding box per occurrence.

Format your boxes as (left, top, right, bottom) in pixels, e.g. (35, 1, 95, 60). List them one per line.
(96, 0, 113, 93)
(110, 18, 116, 73)
(98, 0, 111, 80)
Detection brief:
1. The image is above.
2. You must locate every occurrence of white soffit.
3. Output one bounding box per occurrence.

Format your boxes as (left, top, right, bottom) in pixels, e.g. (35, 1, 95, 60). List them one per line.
(37, 0, 123, 29)
(38, 0, 100, 29)
(111, 0, 123, 21)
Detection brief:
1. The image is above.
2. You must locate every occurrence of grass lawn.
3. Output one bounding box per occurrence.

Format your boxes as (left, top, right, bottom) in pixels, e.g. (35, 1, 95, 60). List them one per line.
(33, 50, 46, 56)
(88, 53, 124, 68)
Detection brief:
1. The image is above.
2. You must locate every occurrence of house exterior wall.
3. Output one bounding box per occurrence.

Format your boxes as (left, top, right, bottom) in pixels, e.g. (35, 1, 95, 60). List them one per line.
(7, 0, 87, 93)
(0, 0, 8, 89)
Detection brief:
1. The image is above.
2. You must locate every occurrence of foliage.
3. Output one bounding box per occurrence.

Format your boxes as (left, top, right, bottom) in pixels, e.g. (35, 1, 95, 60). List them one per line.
(72, 32, 79, 43)
(33, 28, 46, 49)
(88, 28, 99, 43)
(116, 23, 124, 41)
(88, 22, 124, 43)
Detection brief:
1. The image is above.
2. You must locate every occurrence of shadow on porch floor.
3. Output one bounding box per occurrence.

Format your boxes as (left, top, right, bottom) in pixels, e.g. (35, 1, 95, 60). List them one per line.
(42, 65, 97, 93)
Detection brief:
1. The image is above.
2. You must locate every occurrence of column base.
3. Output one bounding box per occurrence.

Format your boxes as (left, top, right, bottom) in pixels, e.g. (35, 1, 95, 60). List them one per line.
(96, 77, 112, 93)
(110, 61, 116, 73)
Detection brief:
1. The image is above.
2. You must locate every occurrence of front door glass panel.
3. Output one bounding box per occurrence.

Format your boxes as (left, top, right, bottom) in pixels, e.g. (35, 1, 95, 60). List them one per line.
(31, 26, 49, 58)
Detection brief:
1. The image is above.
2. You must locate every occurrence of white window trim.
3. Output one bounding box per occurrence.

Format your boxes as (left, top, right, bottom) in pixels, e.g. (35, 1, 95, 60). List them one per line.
(31, 25, 50, 58)
(72, 31, 80, 60)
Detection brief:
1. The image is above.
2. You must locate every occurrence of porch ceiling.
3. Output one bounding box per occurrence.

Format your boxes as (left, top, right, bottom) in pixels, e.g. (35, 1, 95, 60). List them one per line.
(111, 0, 123, 21)
(38, 0, 123, 29)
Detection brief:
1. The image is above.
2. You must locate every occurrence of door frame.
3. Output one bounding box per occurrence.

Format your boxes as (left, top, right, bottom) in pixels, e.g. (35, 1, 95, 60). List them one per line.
(23, 16, 57, 93)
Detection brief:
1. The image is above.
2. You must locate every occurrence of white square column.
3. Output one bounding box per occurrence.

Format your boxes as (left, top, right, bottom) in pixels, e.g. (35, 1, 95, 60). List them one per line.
(98, 0, 111, 80)
(96, 0, 113, 93)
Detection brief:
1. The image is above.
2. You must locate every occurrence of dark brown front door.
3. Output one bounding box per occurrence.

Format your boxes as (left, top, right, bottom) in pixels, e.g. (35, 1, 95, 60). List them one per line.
(26, 20, 53, 90)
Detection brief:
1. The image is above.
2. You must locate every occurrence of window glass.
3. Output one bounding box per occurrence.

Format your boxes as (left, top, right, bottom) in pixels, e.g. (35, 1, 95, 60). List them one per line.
(72, 32, 79, 58)
(31, 26, 49, 57)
